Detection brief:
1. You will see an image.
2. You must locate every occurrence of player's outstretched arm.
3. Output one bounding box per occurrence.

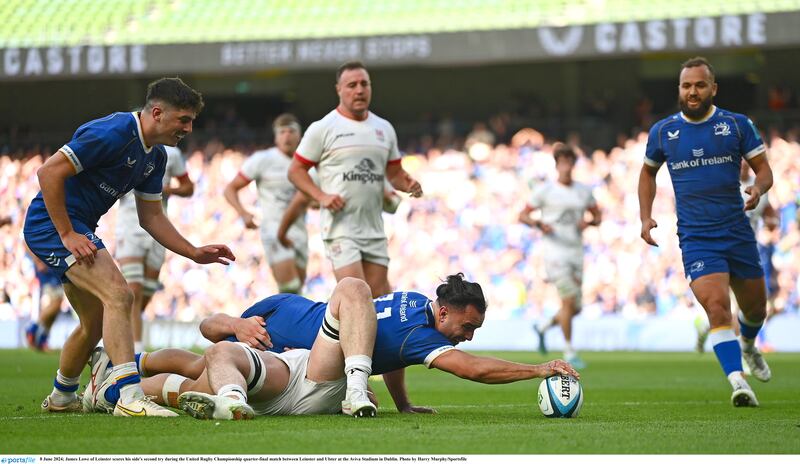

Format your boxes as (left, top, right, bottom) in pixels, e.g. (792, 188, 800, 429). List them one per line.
(136, 197, 235, 265)
(386, 162, 422, 198)
(199, 313, 272, 350)
(382, 368, 437, 414)
(637, 164, 660, 247)
(431, 349, 579, 384)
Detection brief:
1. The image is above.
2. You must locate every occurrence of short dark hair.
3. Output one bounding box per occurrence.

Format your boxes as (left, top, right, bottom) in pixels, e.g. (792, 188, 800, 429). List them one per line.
(336, 61, 368, 83)
(552, 143, 577, 163)
(145, 77, 204, 113)
(435, 273, 487, 314)
(681, 56, 715, 81)
(273, 113, 301, 130)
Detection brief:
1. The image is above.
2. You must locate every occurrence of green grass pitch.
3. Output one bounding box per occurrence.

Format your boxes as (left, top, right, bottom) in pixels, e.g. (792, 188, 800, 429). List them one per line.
(1, 349, 798, 454)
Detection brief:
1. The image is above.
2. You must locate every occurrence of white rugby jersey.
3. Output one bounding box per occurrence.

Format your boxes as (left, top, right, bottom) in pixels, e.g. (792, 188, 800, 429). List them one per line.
(528, 180, 596, 250)
(295, 109, 401, 240)
(239, 147, 307, 231)
(116, 146, 188, 232)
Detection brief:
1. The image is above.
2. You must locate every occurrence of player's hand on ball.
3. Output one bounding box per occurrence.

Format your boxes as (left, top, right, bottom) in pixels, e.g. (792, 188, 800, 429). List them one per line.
(640, 218, 659, 247)
(743, 185, 762, 211)
(236, 316, 272, 350)
(192, 244, 236, 265)
(542, 359, 581, 380)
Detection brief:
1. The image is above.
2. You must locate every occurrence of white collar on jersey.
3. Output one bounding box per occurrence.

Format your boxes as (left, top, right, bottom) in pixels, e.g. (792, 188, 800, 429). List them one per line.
(426, 301, 436, 323)
(131, 112, 154, 154)
(679, 105, 717, 124)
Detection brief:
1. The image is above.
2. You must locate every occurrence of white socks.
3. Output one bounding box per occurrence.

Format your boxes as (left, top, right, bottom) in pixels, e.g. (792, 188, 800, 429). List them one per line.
(218, 384, 247, 403)
(51, 370, 80, 406)
(728, 371, 749, 390)
(112, 362, 144, 404)
(344, 355, 372, 393)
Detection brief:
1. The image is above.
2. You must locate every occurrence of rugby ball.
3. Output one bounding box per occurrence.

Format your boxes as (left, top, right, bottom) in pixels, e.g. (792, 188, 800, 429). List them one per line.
(538, 374, 583, 418)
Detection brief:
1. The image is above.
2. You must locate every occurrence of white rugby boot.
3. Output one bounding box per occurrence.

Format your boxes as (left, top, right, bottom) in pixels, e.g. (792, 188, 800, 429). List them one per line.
(341, 389, 377, 418)
(730, 374, 759, 407)
(178, 391, 254, 420)
(82, 347, 112, 413)
(113, 395, 178, 417)
(41, 394, 82, 413)
(741, 344, 771, 382)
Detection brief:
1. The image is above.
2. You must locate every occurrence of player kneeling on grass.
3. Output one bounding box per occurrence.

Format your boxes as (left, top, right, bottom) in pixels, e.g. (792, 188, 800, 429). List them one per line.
(115, 274, 579, 419)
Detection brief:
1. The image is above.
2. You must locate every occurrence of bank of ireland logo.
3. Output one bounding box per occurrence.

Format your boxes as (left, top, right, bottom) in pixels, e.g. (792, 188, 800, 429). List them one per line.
(689, 260, 705, 274)
(714, 121, 731, 136)
(692, 148, 705, 157)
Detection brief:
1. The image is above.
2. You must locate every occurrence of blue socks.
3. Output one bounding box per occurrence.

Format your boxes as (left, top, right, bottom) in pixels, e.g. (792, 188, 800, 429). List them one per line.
(709, 327, 742, 376)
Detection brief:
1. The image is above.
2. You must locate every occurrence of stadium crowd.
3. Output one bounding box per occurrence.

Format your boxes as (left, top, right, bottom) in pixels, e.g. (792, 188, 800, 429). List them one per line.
(1, 127, 798, 329)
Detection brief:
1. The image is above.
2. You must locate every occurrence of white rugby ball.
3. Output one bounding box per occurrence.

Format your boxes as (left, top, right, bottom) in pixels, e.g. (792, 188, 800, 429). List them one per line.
(538, 374, 583, 418)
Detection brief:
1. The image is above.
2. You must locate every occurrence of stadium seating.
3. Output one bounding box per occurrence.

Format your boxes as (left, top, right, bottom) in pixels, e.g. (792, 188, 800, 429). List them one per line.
(1, 0, 799, 47)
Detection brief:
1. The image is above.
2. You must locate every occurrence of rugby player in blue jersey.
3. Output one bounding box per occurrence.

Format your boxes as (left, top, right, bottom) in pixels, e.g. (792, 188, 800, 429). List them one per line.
(638, 57, 774, 407)
(134, 274, 578, 419)
(24, 77, 235, 417)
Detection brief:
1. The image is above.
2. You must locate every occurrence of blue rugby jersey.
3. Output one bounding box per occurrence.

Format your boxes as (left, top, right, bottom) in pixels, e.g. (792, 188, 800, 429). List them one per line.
(232, 292, 454, 375)
(26, 112, 166, 230)
(644, 106, 765, 235)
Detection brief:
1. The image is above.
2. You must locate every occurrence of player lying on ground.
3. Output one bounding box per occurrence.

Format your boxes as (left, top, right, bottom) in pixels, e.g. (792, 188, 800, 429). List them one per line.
(86, 277, 378, 418)
(84, 274, 579, 419)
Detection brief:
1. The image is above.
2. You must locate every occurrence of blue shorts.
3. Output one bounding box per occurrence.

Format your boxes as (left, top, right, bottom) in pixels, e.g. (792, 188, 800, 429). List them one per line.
(228, 294, 326, 353)
(24, 212, 106, 284)
(35, 266, 63, 289)
(679, 221, 764, 282)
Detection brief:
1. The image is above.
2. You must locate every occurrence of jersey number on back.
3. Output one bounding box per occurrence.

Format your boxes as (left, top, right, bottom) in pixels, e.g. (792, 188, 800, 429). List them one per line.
(374, 293, 393, 320)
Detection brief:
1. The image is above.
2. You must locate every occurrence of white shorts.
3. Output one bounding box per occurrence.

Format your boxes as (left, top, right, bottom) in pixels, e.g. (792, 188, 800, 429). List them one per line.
(543, 249, 583, 298)
(116, 228, 165, 270)
(261, 223, 309, 268)
(250, 349, 345, 416)
(323, 237, 389, 270)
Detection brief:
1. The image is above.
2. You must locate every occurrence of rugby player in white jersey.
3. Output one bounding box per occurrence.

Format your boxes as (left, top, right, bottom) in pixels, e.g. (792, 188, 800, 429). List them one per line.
(286, 60, 426, 413)
(519, 144, 601, 369)
(287, 61, 422, 297)
(223, 114, 308, 294)
(116, 145, 194, 352)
